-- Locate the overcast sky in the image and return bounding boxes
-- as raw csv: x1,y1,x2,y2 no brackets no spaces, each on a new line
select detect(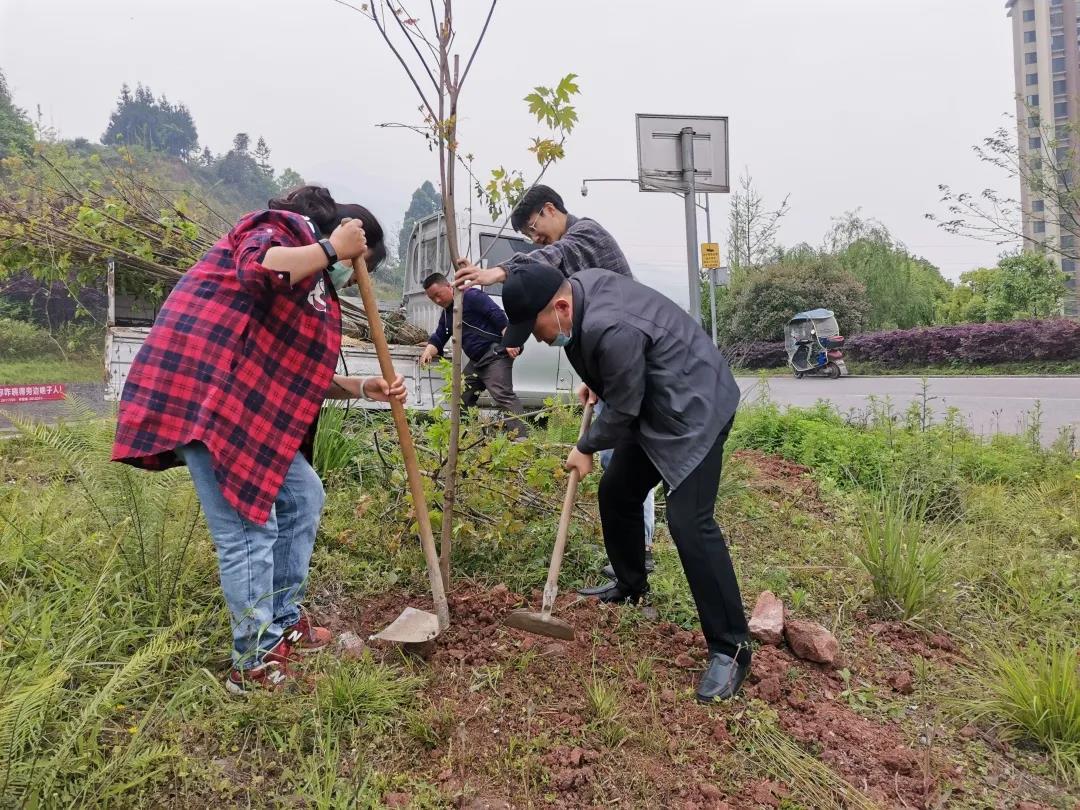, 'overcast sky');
1,0,1018,300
